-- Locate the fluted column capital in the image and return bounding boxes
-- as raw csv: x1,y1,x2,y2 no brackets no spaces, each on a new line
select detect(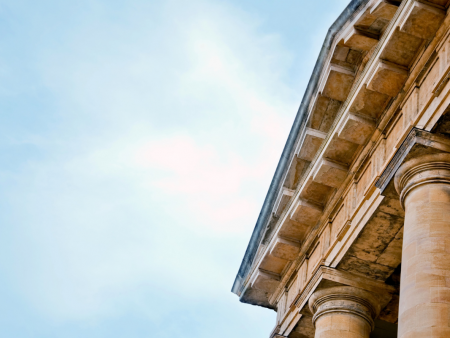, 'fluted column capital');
394,153,450,208
308,286,381,331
